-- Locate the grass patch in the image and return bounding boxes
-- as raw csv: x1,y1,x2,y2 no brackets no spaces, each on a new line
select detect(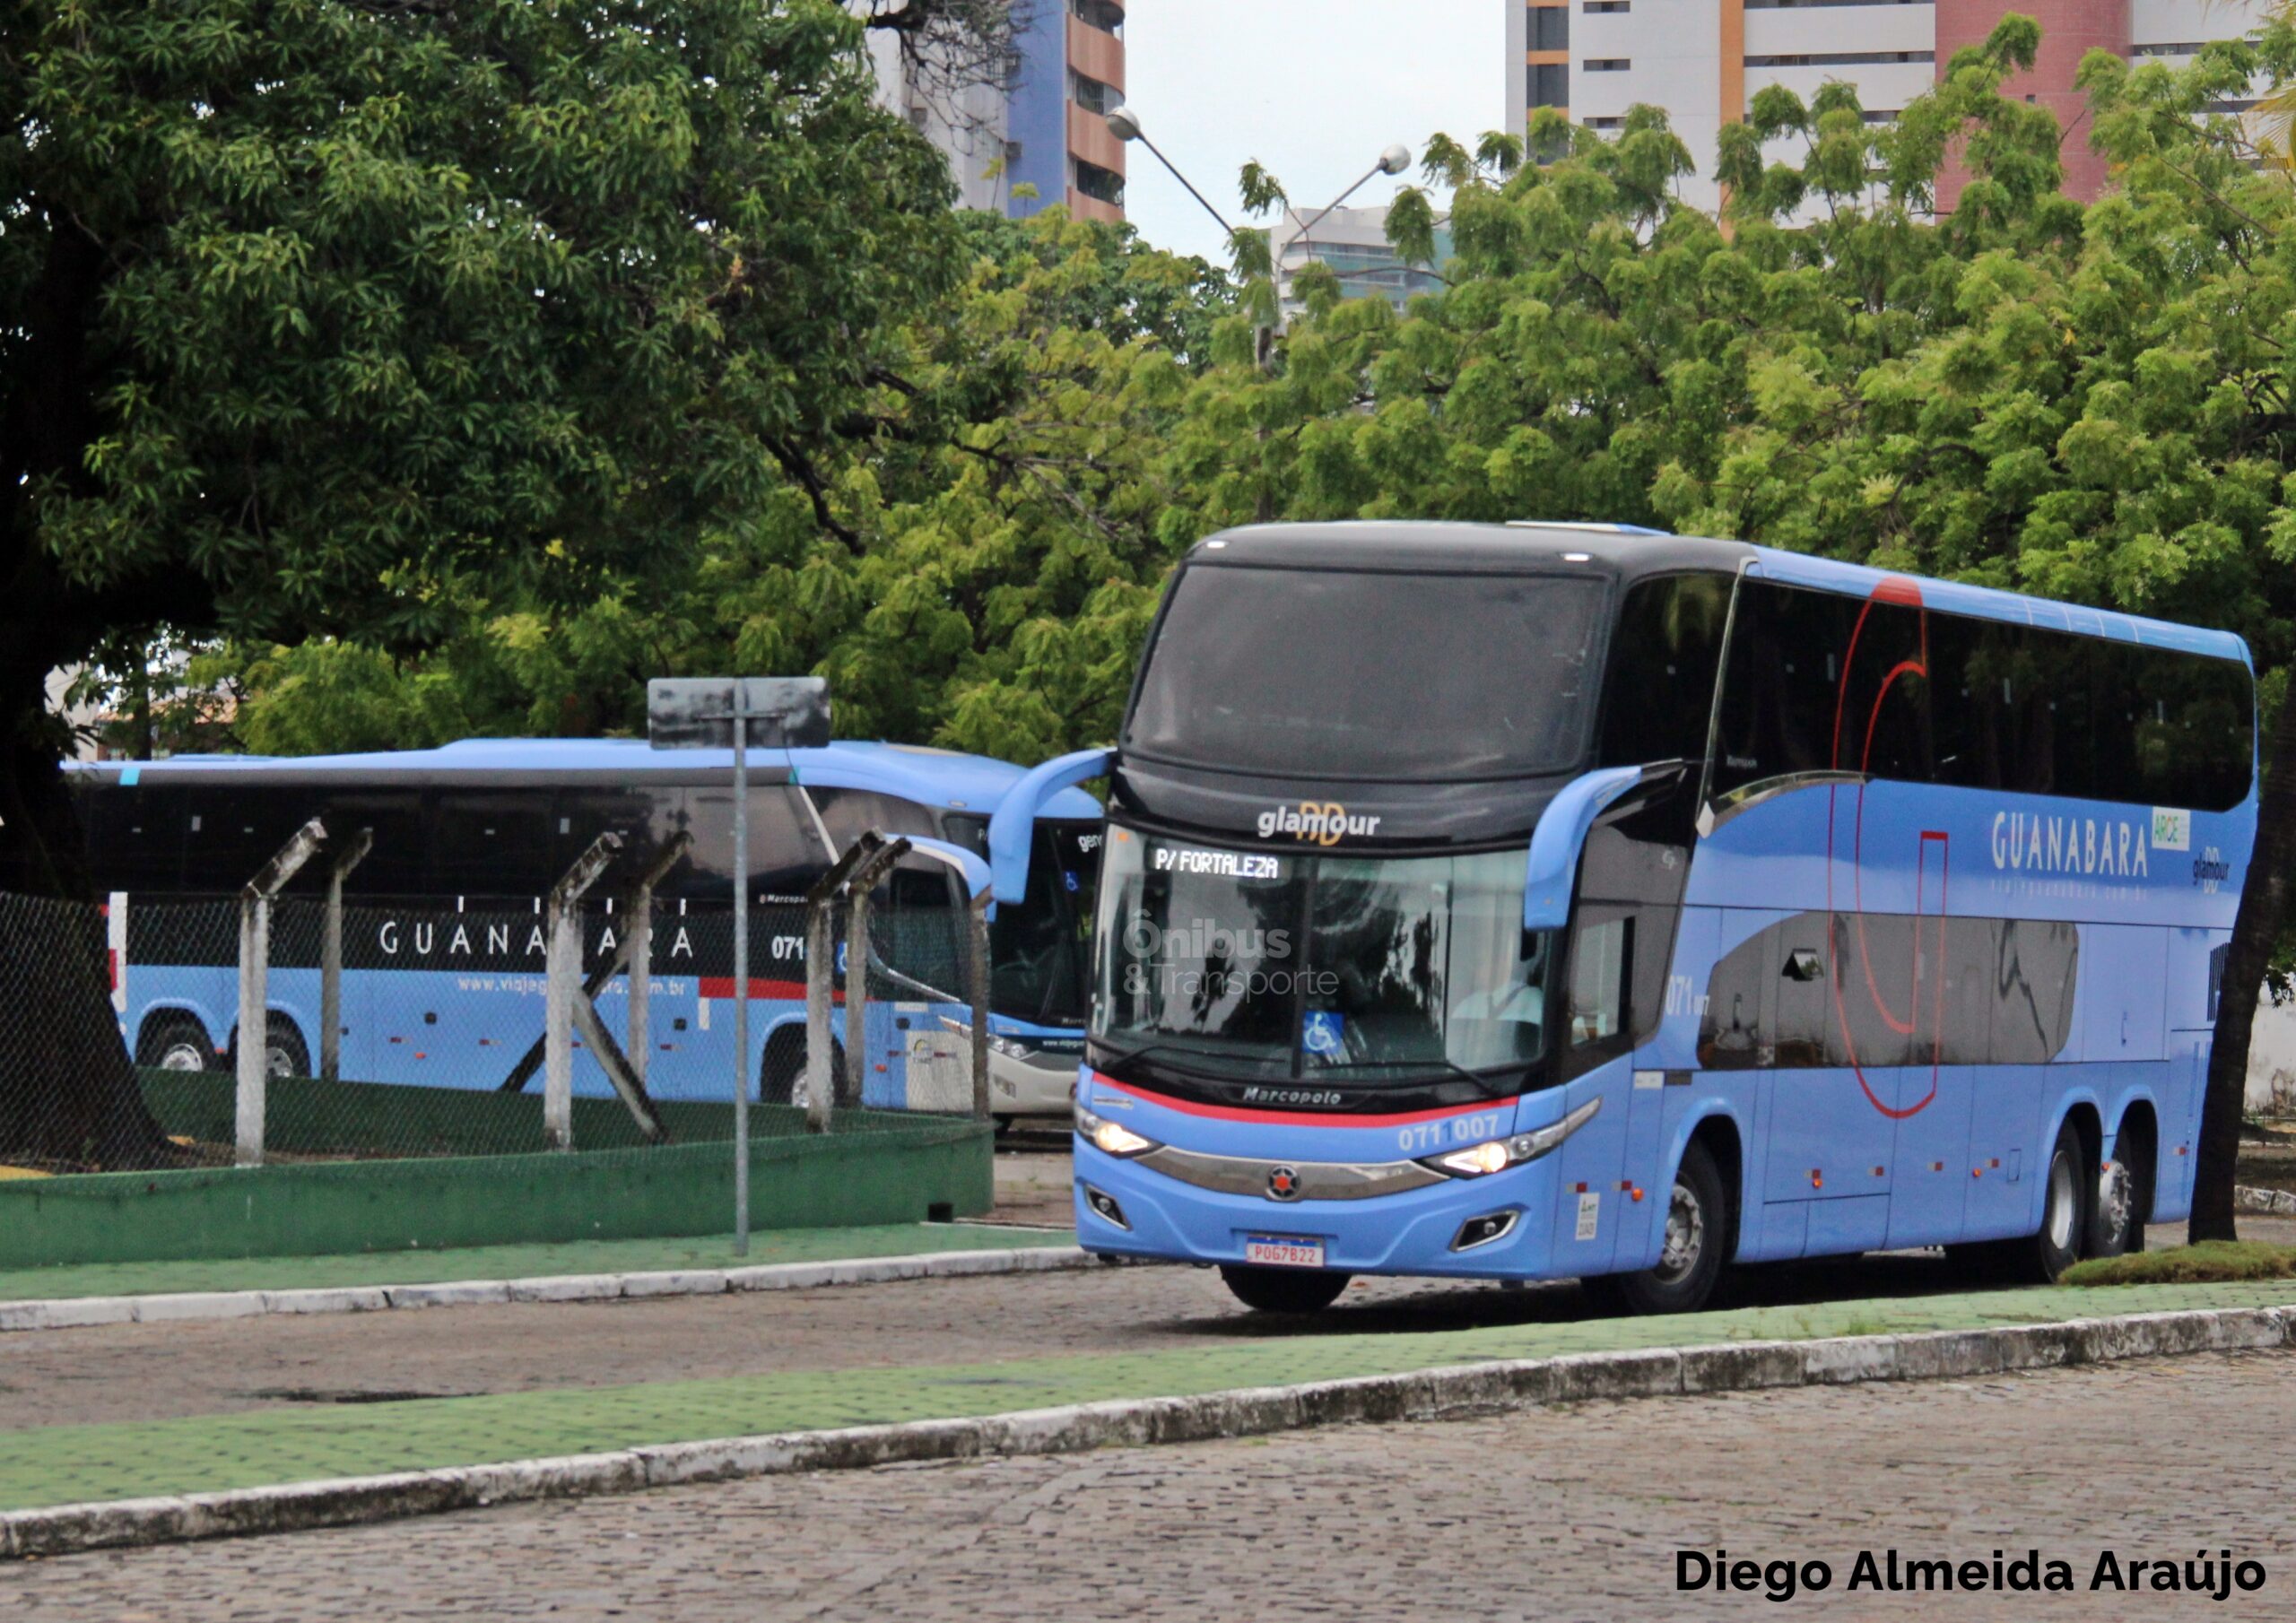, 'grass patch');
2064,1240,2296,1287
